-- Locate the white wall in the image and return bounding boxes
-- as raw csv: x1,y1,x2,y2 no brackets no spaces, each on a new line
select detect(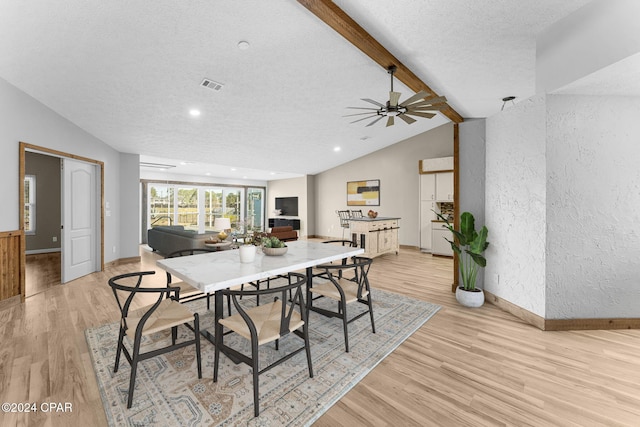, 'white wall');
545,94,640,318
267,176,309,237
485,95,548,317
459,119,487,289
315,123,453,246
119,153,140,258
0,77,135,263
537,0,640,93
